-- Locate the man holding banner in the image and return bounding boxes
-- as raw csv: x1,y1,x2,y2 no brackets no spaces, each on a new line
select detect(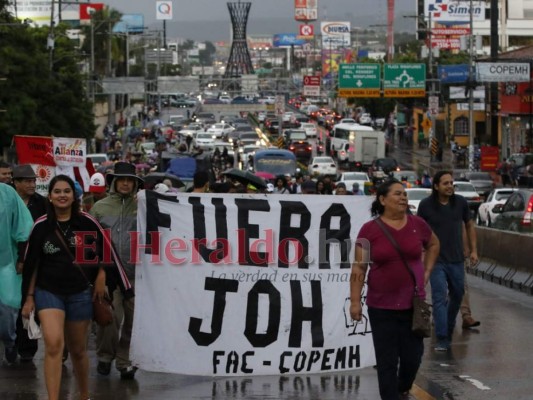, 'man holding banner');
90,162,141,380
